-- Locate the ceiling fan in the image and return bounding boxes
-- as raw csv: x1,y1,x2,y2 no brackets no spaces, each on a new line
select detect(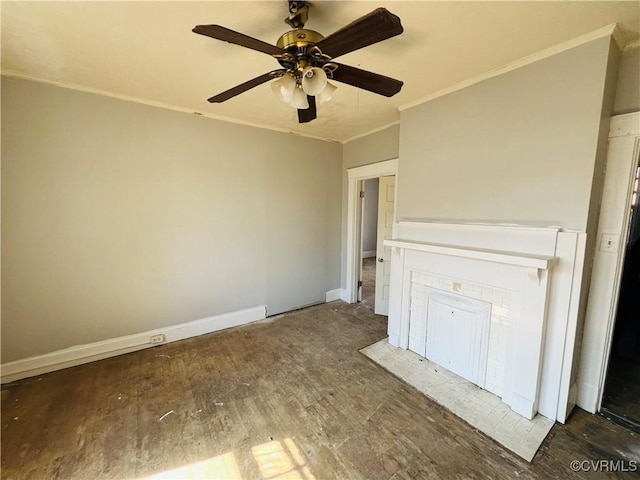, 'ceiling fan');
193,1,404,123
